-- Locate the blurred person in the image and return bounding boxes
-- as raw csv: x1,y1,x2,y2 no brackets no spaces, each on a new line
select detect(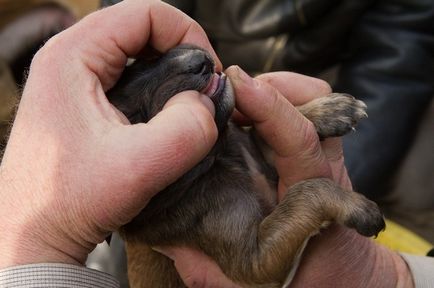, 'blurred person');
163,0,434,202
0,0,99,147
